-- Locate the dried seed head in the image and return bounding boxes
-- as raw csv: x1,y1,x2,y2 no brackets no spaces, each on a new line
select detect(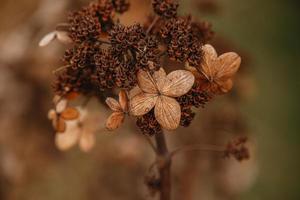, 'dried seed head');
152,0,179,19
160,17,204,66
136,109,162,135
